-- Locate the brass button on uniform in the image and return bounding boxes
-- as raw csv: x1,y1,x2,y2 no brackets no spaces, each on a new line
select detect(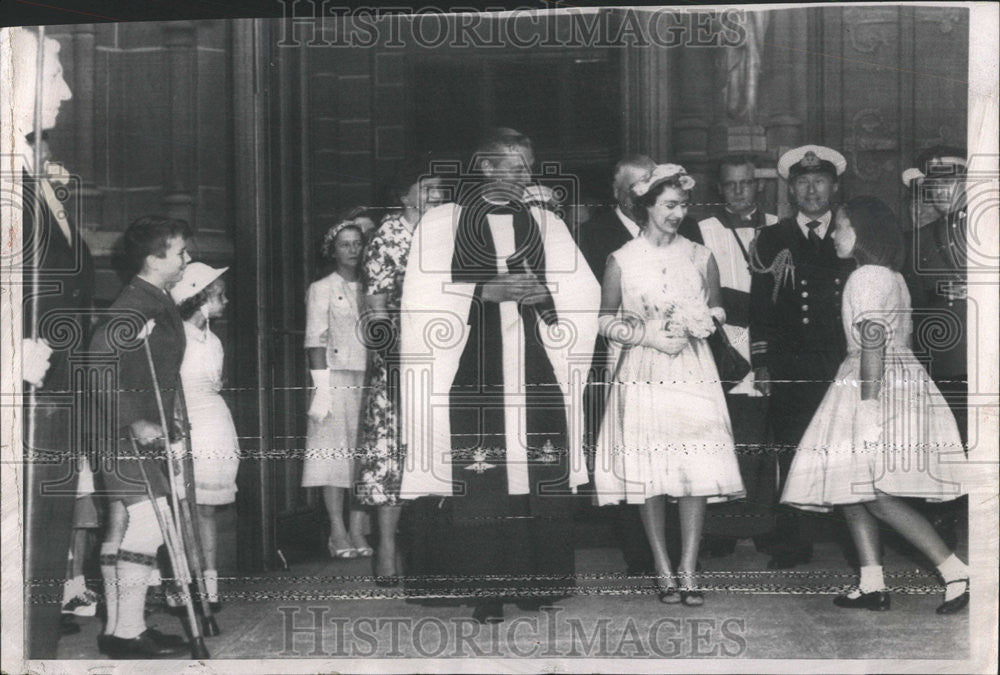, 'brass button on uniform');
801,291,809,298
801,279,808,286
801,305,809,312
802,317,810,325
834,278,841,285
